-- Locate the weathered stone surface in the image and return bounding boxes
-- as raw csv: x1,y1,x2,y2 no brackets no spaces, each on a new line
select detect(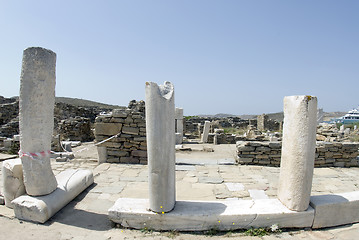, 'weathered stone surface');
109,198,314,231
131,150,147,158
112,109,128,118
310,191,359,229
97,146,107,164
201,121,211,143
19,47,58,196
237,140,359,167
122,126,139,135
94,101,147,164
2,158,25,208
12,169,94,223
278,96,317,211
95,123,122,136
145,81,175,213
